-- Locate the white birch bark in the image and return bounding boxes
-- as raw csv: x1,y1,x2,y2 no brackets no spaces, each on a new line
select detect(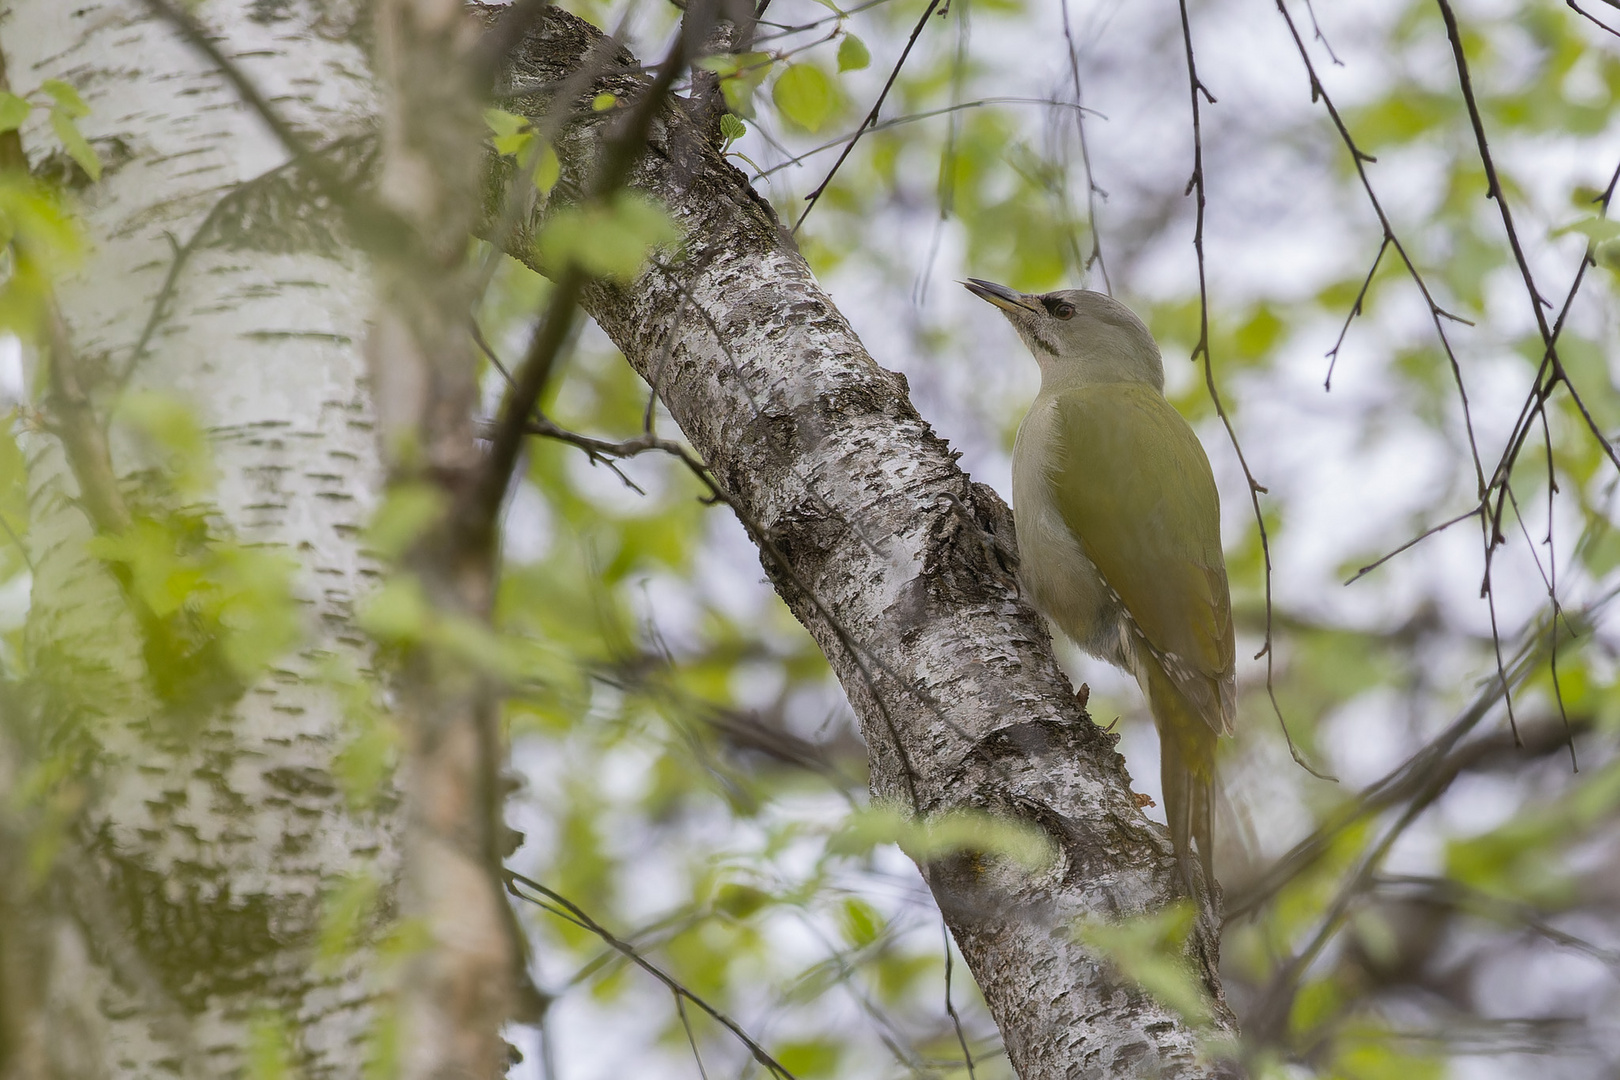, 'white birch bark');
488,8,1240,1077
4,2,393,1074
